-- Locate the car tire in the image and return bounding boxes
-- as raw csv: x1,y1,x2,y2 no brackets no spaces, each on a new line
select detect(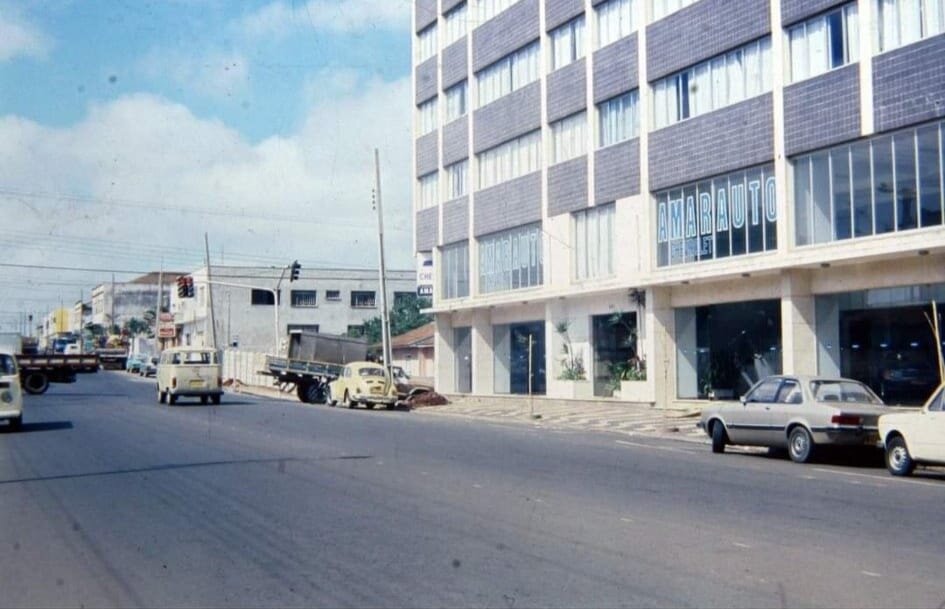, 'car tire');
201,396,209,405
168,394,177,406
305,383,326,405
158,386,166,404
788,426,816,464
711,421,727,454
8,415,22,431
885,435,915,477
344,391,355,409
23,372,50,395
365,403,375,410
211,395,221,405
